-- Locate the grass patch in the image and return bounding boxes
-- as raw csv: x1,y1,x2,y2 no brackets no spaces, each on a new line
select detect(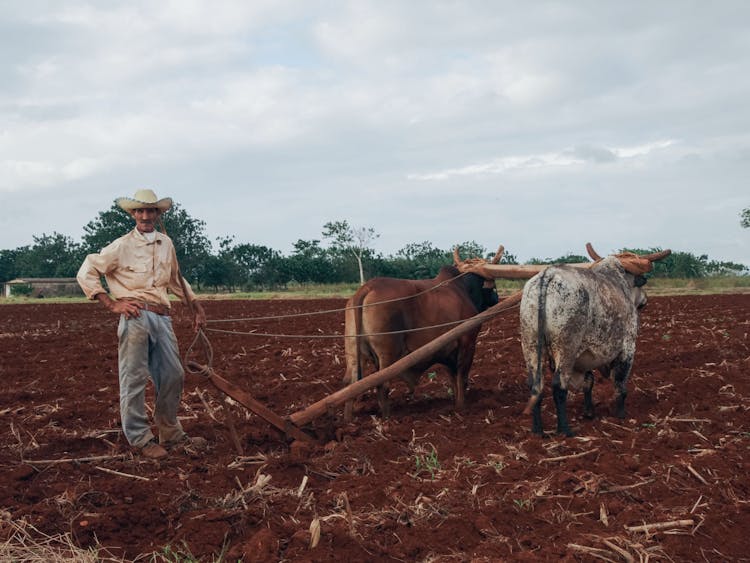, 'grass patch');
413,446,441,480
1,277,748,305
645,276,750,295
